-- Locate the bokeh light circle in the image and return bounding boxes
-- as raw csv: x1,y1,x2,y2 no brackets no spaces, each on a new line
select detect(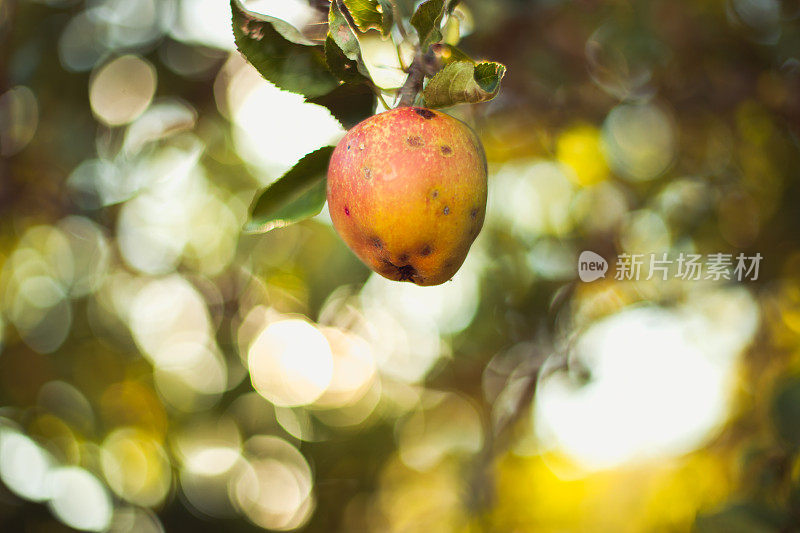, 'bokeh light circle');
248,319,334,407
90,55,157,126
